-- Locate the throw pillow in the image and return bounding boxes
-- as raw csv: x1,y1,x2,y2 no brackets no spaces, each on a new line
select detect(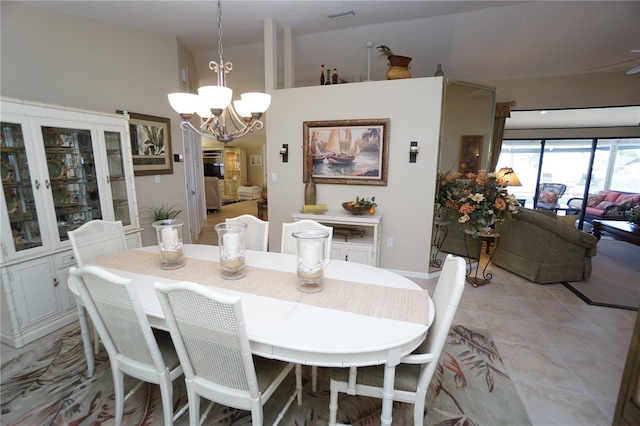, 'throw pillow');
618,197,634,209
596,200,614,209
539,191,558,204
586,194,605,207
